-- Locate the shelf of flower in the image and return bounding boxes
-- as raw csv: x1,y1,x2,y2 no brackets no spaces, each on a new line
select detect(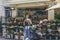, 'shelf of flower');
4,17,24,40
3,16,60,40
